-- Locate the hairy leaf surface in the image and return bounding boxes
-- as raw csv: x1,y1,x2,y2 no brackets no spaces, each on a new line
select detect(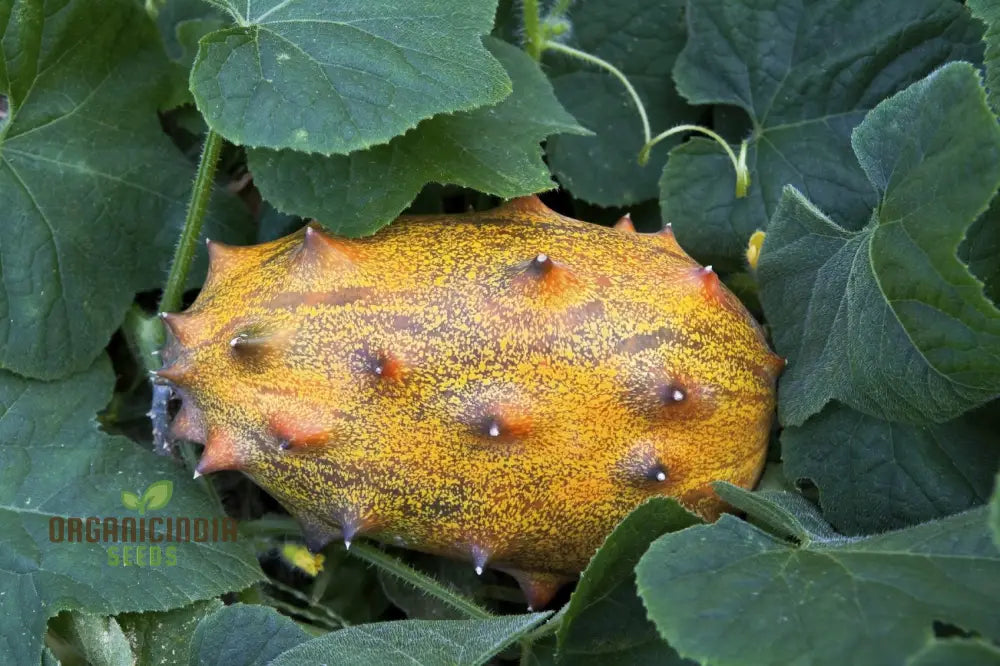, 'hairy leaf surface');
757,63,1000,425
249,39,585,235
783,403,1000,535
636,501,1000,666
271,613,550,665
189,603,311,665
191,0,511,154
